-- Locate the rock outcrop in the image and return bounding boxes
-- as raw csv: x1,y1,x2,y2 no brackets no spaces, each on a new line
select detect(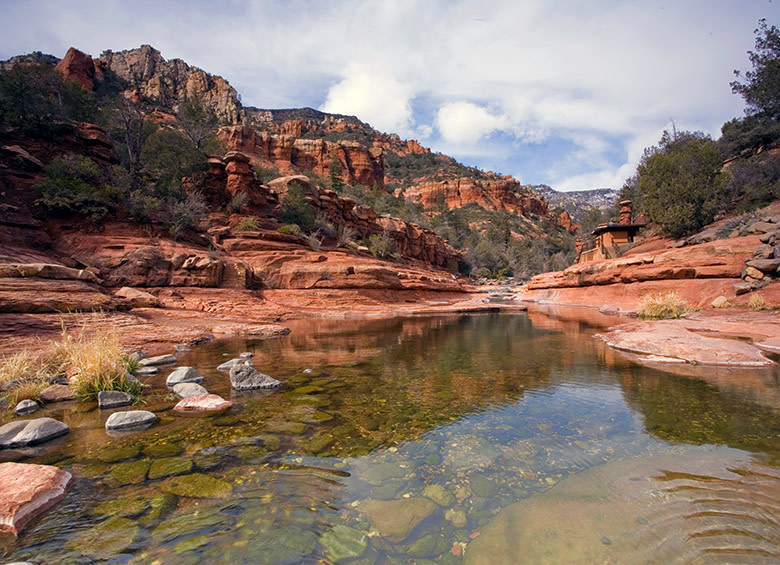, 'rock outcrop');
520,236,762,309
98,45,242,122
54,47,101,90
218,125,385,188
402,176,549,216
